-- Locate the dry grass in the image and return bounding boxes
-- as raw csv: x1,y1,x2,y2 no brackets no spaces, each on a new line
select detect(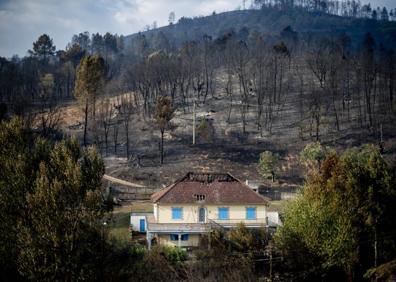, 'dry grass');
108,211,131,242
113,201,153,214
267,200,290,212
